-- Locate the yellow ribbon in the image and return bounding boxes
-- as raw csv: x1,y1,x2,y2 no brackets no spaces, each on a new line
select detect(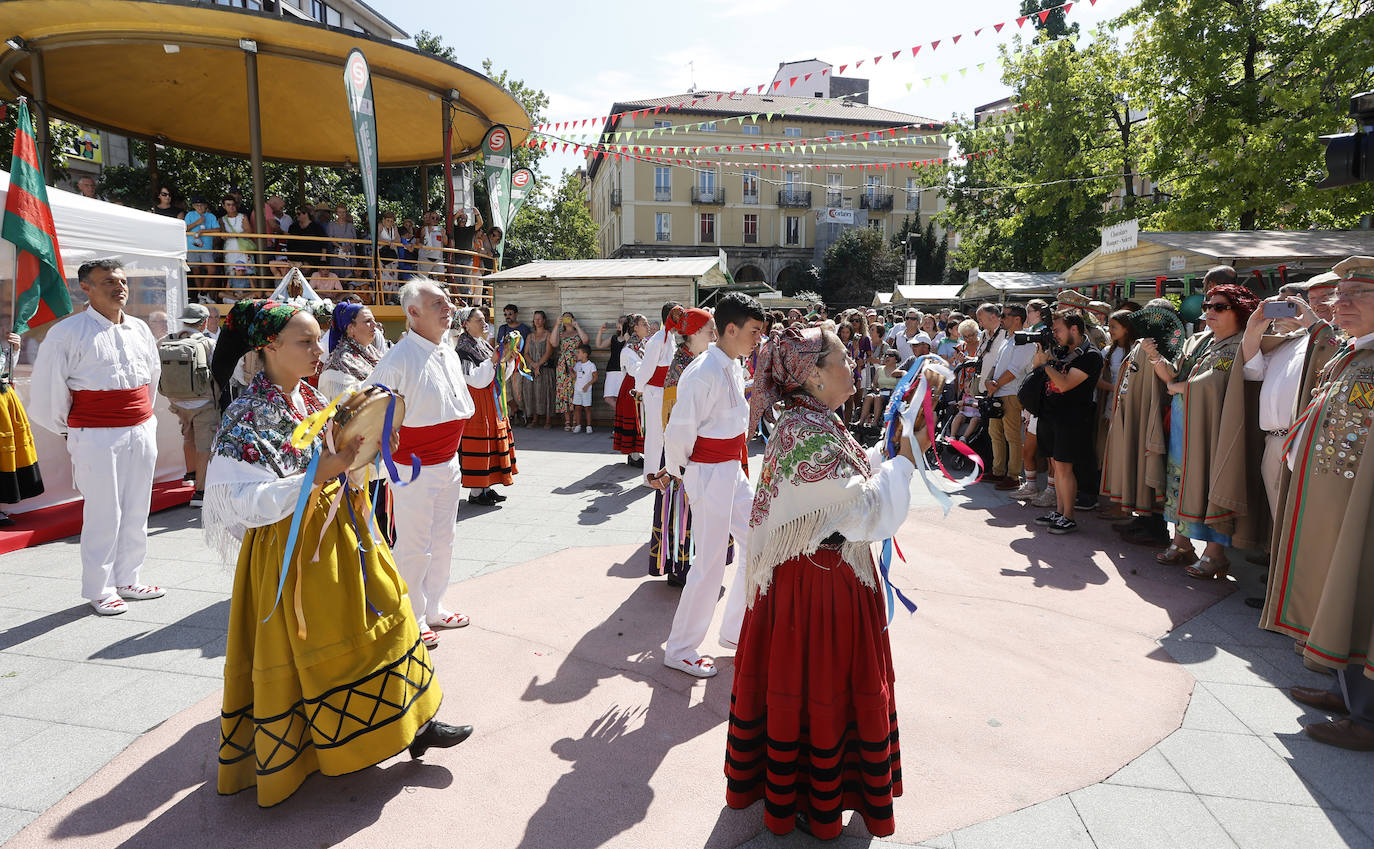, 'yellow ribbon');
290,389,354,451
